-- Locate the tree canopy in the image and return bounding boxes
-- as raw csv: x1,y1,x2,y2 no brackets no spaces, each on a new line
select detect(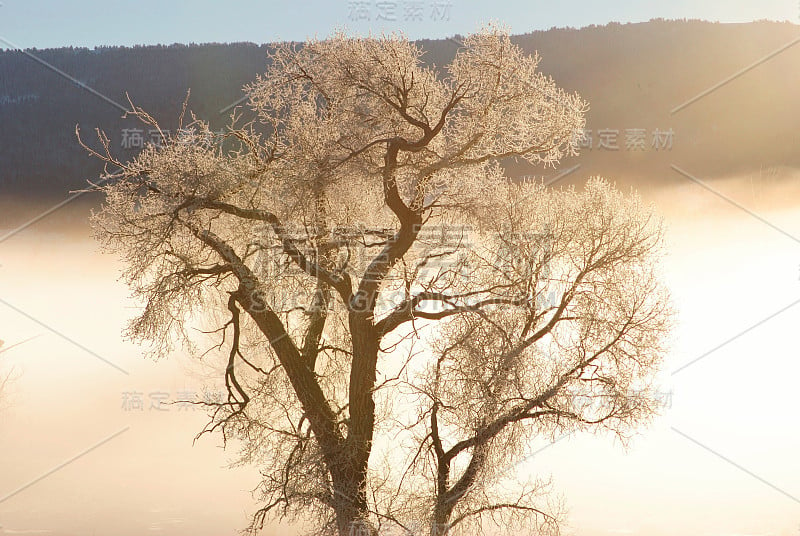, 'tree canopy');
82,25,672,536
